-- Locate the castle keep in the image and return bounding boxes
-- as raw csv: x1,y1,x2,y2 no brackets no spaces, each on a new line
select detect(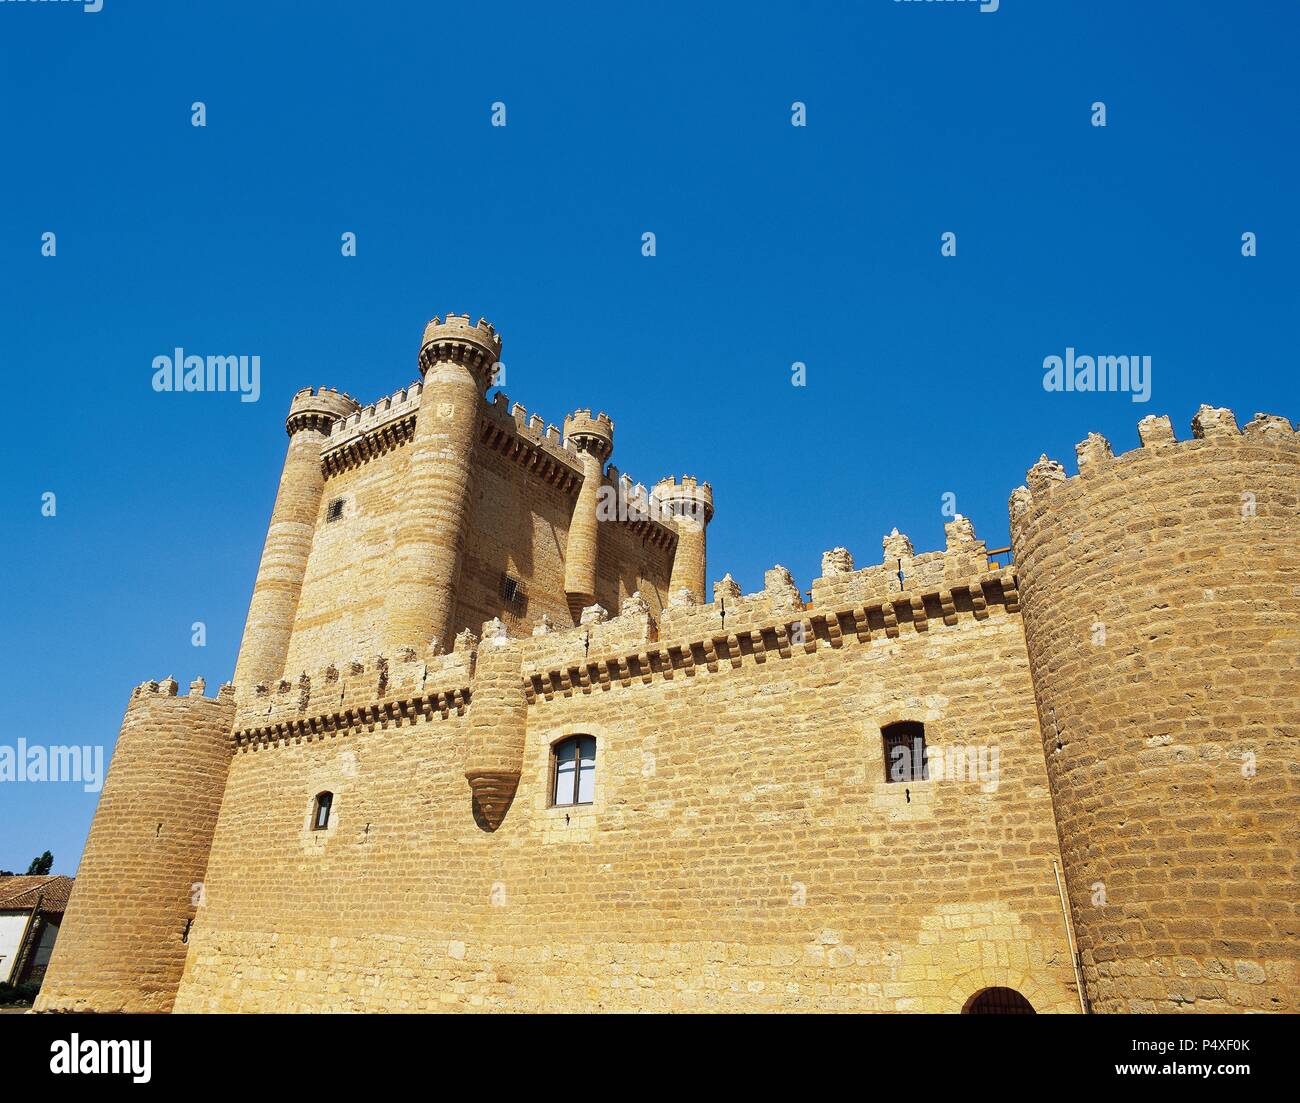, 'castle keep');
37,315,1299,1013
